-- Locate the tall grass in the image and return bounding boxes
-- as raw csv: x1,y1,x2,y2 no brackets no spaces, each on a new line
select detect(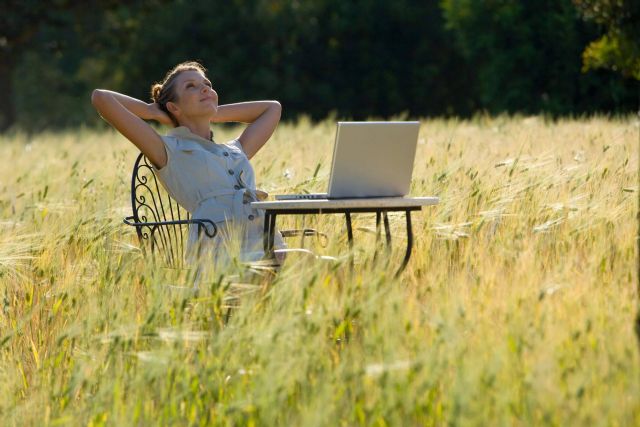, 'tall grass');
0,116,638,425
